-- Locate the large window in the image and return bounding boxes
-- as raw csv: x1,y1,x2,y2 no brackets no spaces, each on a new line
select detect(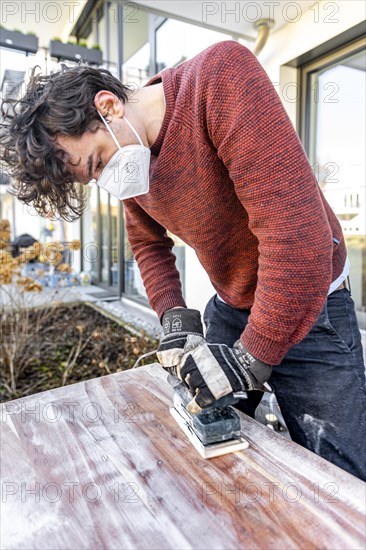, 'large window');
123,218,148,302
302,38,365,328
100,188,109,284
156,18,232,70
123,8,150,86
110,195,120,288
81,184,99,281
